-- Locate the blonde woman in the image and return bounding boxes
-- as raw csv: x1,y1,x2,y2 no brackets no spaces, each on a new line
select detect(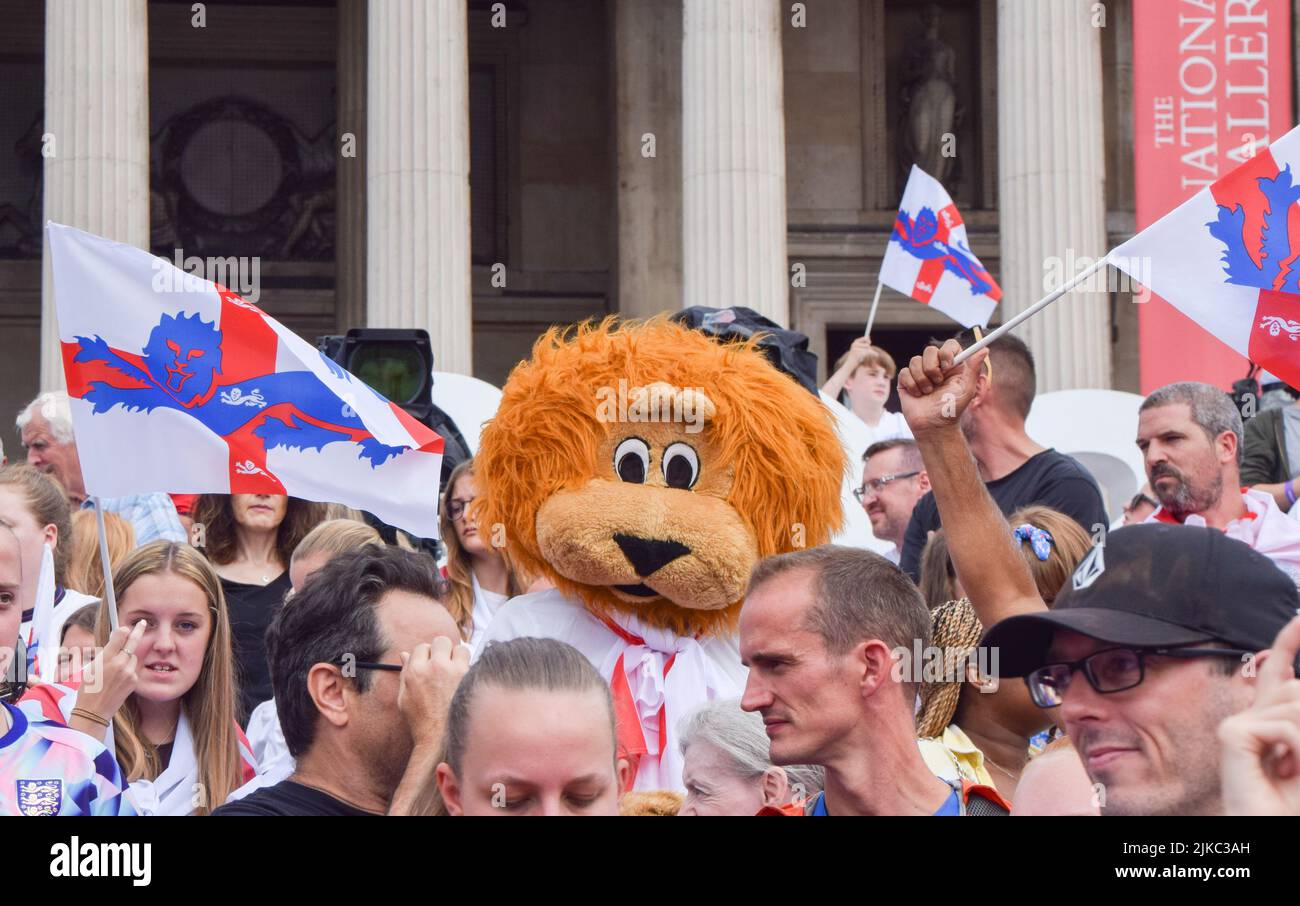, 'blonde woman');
69,541,256,815
1005,505,1094,604
439,460,524,646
